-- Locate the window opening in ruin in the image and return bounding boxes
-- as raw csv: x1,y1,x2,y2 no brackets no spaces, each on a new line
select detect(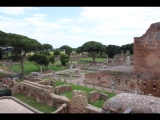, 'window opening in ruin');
153,83,157,89
144,83,146,87
119,79,120,82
